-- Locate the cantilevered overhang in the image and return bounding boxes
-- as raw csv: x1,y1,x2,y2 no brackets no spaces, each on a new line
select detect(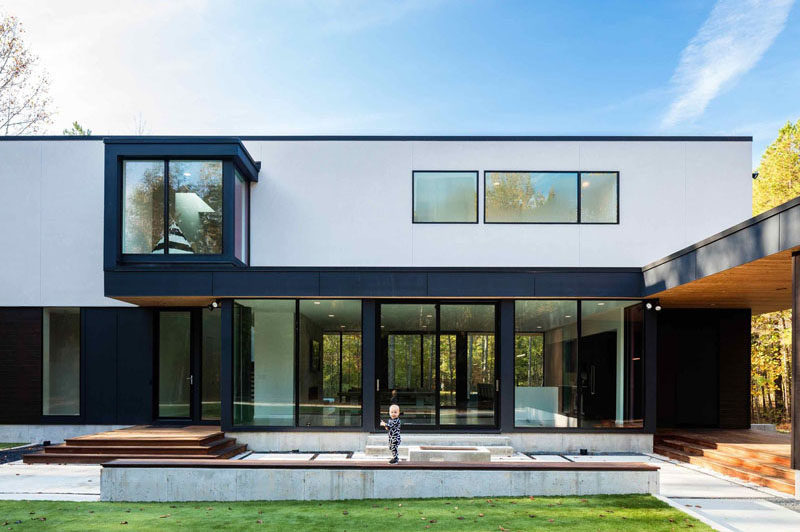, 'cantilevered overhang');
643,196,800,314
